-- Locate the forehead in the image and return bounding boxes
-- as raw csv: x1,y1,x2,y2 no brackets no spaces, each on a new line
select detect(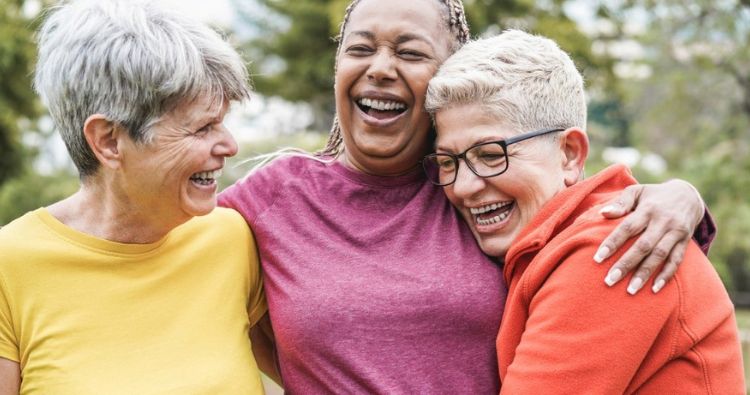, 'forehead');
435,104,516,147
163,94,228,127
346,0,452,46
